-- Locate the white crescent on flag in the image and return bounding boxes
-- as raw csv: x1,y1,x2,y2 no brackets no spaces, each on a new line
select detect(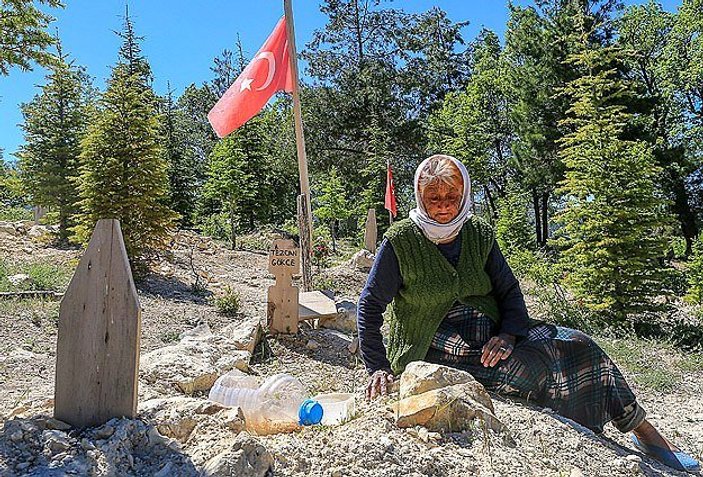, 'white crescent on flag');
240,51,276,92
